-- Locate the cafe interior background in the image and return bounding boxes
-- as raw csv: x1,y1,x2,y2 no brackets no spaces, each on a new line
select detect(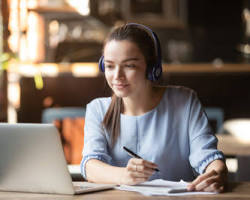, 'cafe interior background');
0,0,250,181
